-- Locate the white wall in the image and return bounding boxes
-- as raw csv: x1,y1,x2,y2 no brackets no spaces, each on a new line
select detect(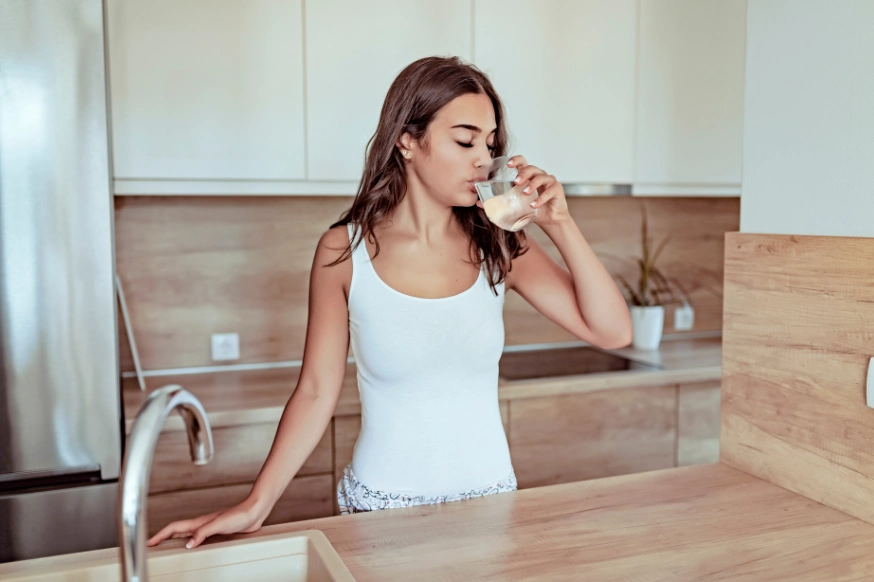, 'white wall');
740,0,874,237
